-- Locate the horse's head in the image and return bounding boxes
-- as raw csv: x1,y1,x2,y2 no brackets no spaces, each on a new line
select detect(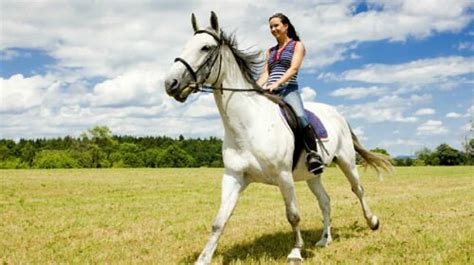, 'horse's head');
164,11,223,103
